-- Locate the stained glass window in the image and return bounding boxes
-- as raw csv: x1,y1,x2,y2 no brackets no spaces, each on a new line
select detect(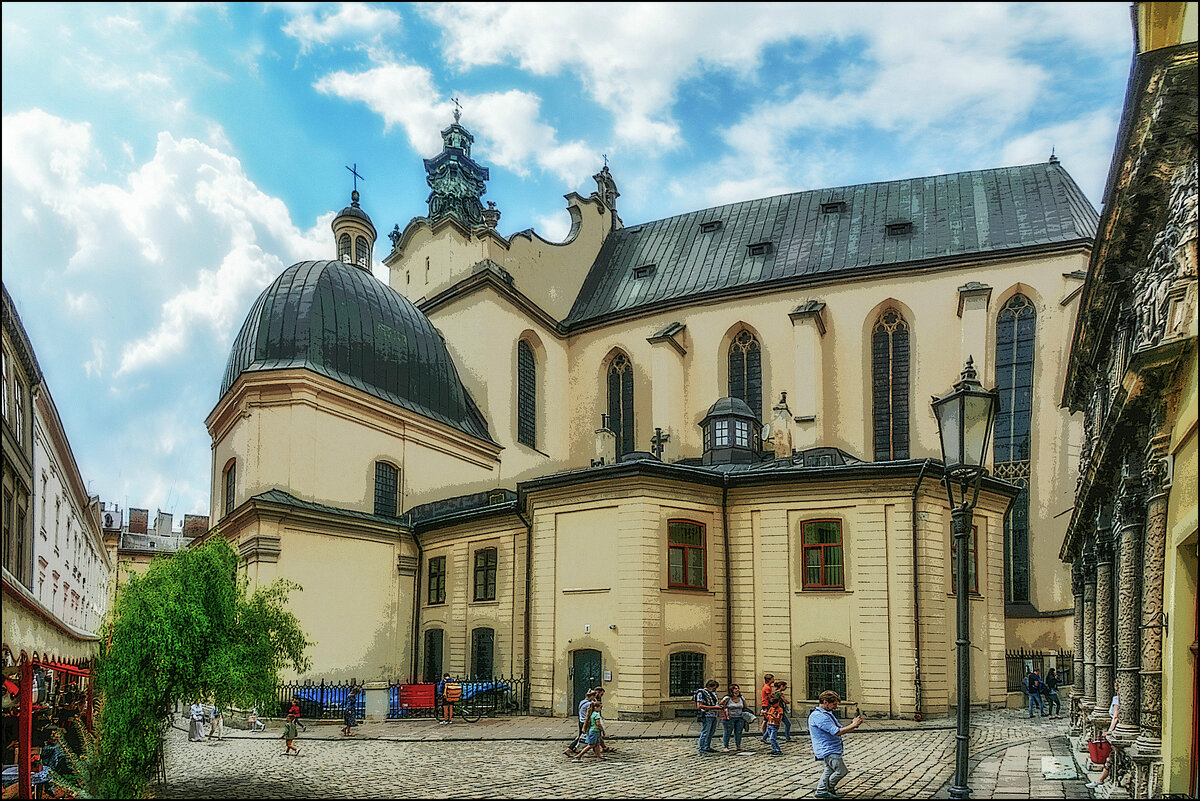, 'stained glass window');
728,330,762,421
607,353,634,457
995,294,1035,604
871,309,910,460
